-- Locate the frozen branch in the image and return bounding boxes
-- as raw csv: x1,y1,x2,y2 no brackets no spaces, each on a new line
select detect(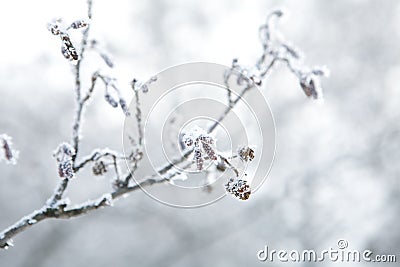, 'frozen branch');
0,6,329,249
